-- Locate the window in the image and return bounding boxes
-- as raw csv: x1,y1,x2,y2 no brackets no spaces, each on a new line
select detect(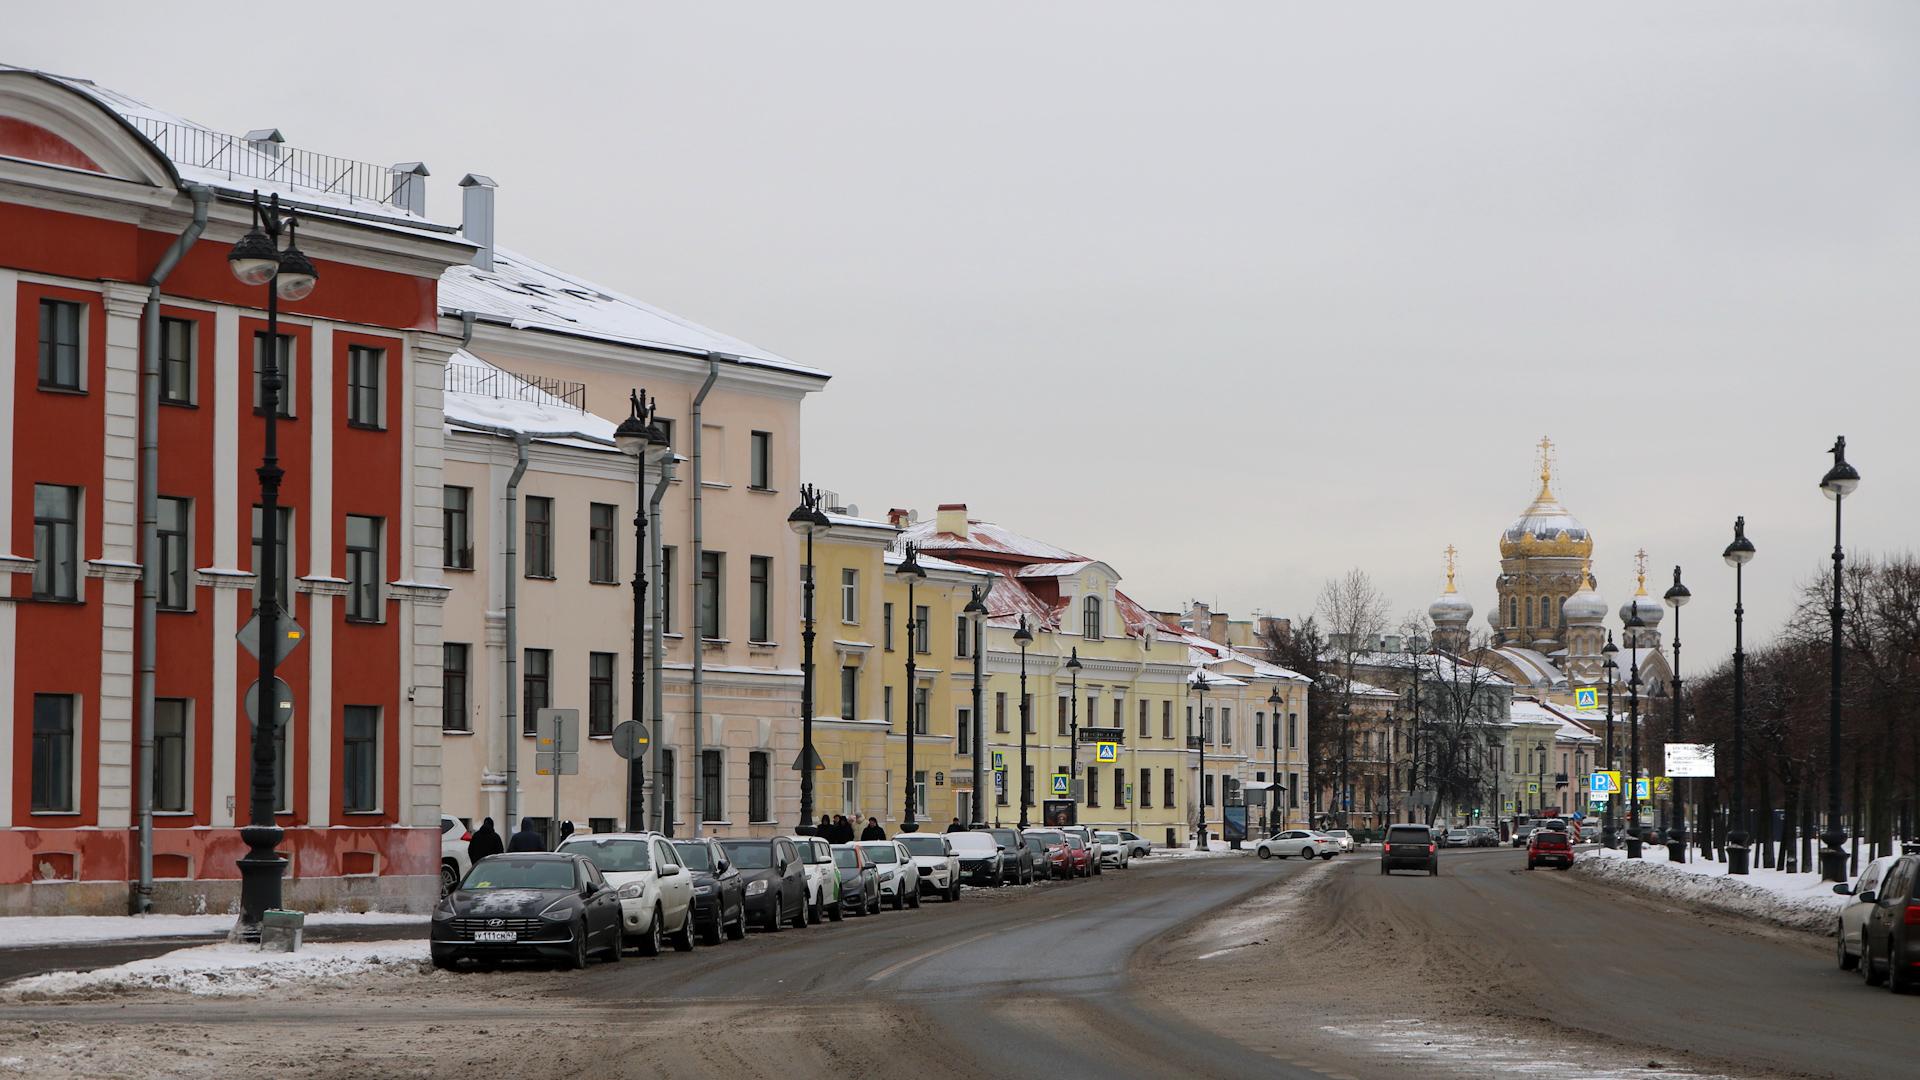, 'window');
842,762,860,817
155,699,189,812
749,431,772,490
1163,768,1175,809
32,695,78,812
38,299,83,390
443,644,470,733
840,665,859,720
1088,768,1101,807
997,767,1009,806
589,817,617,836
1113,698,1123,727
884,603,894,651
957,707,973,755
1139,699,1150,738
151,497,192,611
701,750,723,822
251,506,294,611
1114,768,1125,808
346,345,383,428
1023,766,1034,808
913,687,929,736
956,615,972,658
1163,701,1172,740
749,752,771,821
32,484,81,601
1221,707,1232,746
1139,768,1152,808
1088,696,1098,732
251,332,294,417
1288,713,1298,749
589,503,618,583
841,569,859,623
1083,595,1102,640
589,652,616,737
995,692,1008,733
661,750,677,826
523,649,551,735
1057,698,1069,737
1509,597,1518,626
1288,772,1300,807
885,686,895,728
699,552,724,638
159,316,193,404
345,515,383,621
914,605,930,654
524,497,553,579
1186,706,1194,740
1255,711,1265,748
1204,774,1215,807
660,547,675,633
750,556,772,642
343,706,379,813
443,486,472,569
